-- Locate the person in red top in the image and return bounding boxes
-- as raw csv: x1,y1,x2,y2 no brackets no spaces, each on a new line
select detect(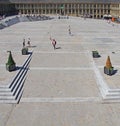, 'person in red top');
50,37,57,50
